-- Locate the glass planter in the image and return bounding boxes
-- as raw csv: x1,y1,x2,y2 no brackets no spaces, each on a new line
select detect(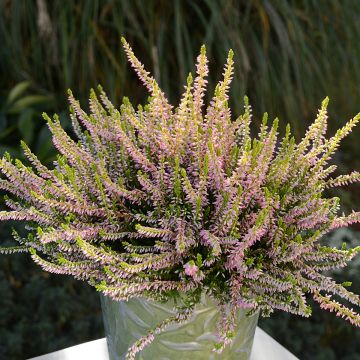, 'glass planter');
101,293,259,360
